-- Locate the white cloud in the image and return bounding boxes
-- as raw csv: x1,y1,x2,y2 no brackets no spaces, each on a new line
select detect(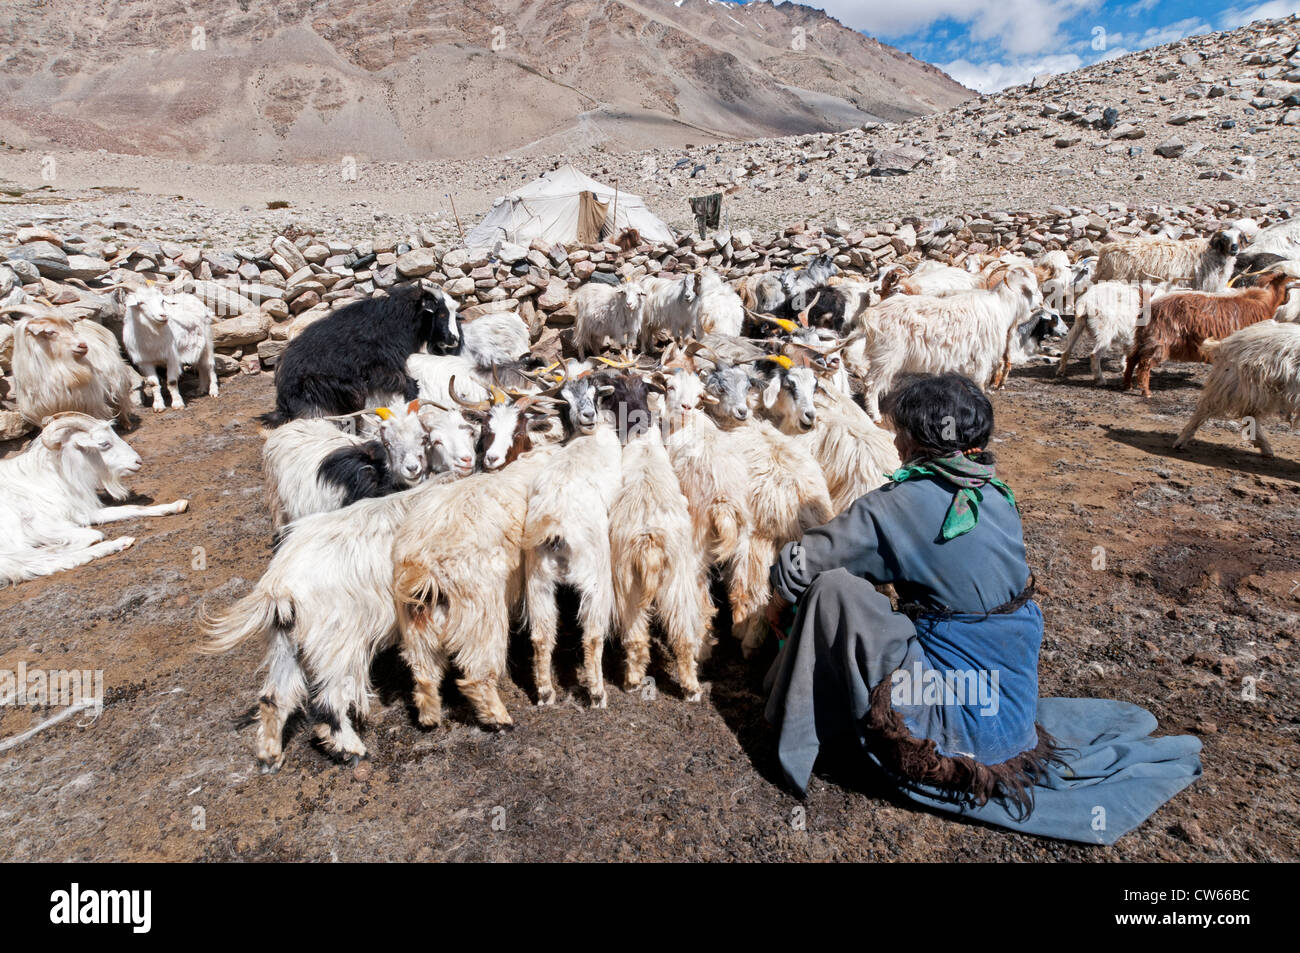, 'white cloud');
1220,1,1300,29
803,0,1105,56
1125,0,1160,16
941,53,1084,92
